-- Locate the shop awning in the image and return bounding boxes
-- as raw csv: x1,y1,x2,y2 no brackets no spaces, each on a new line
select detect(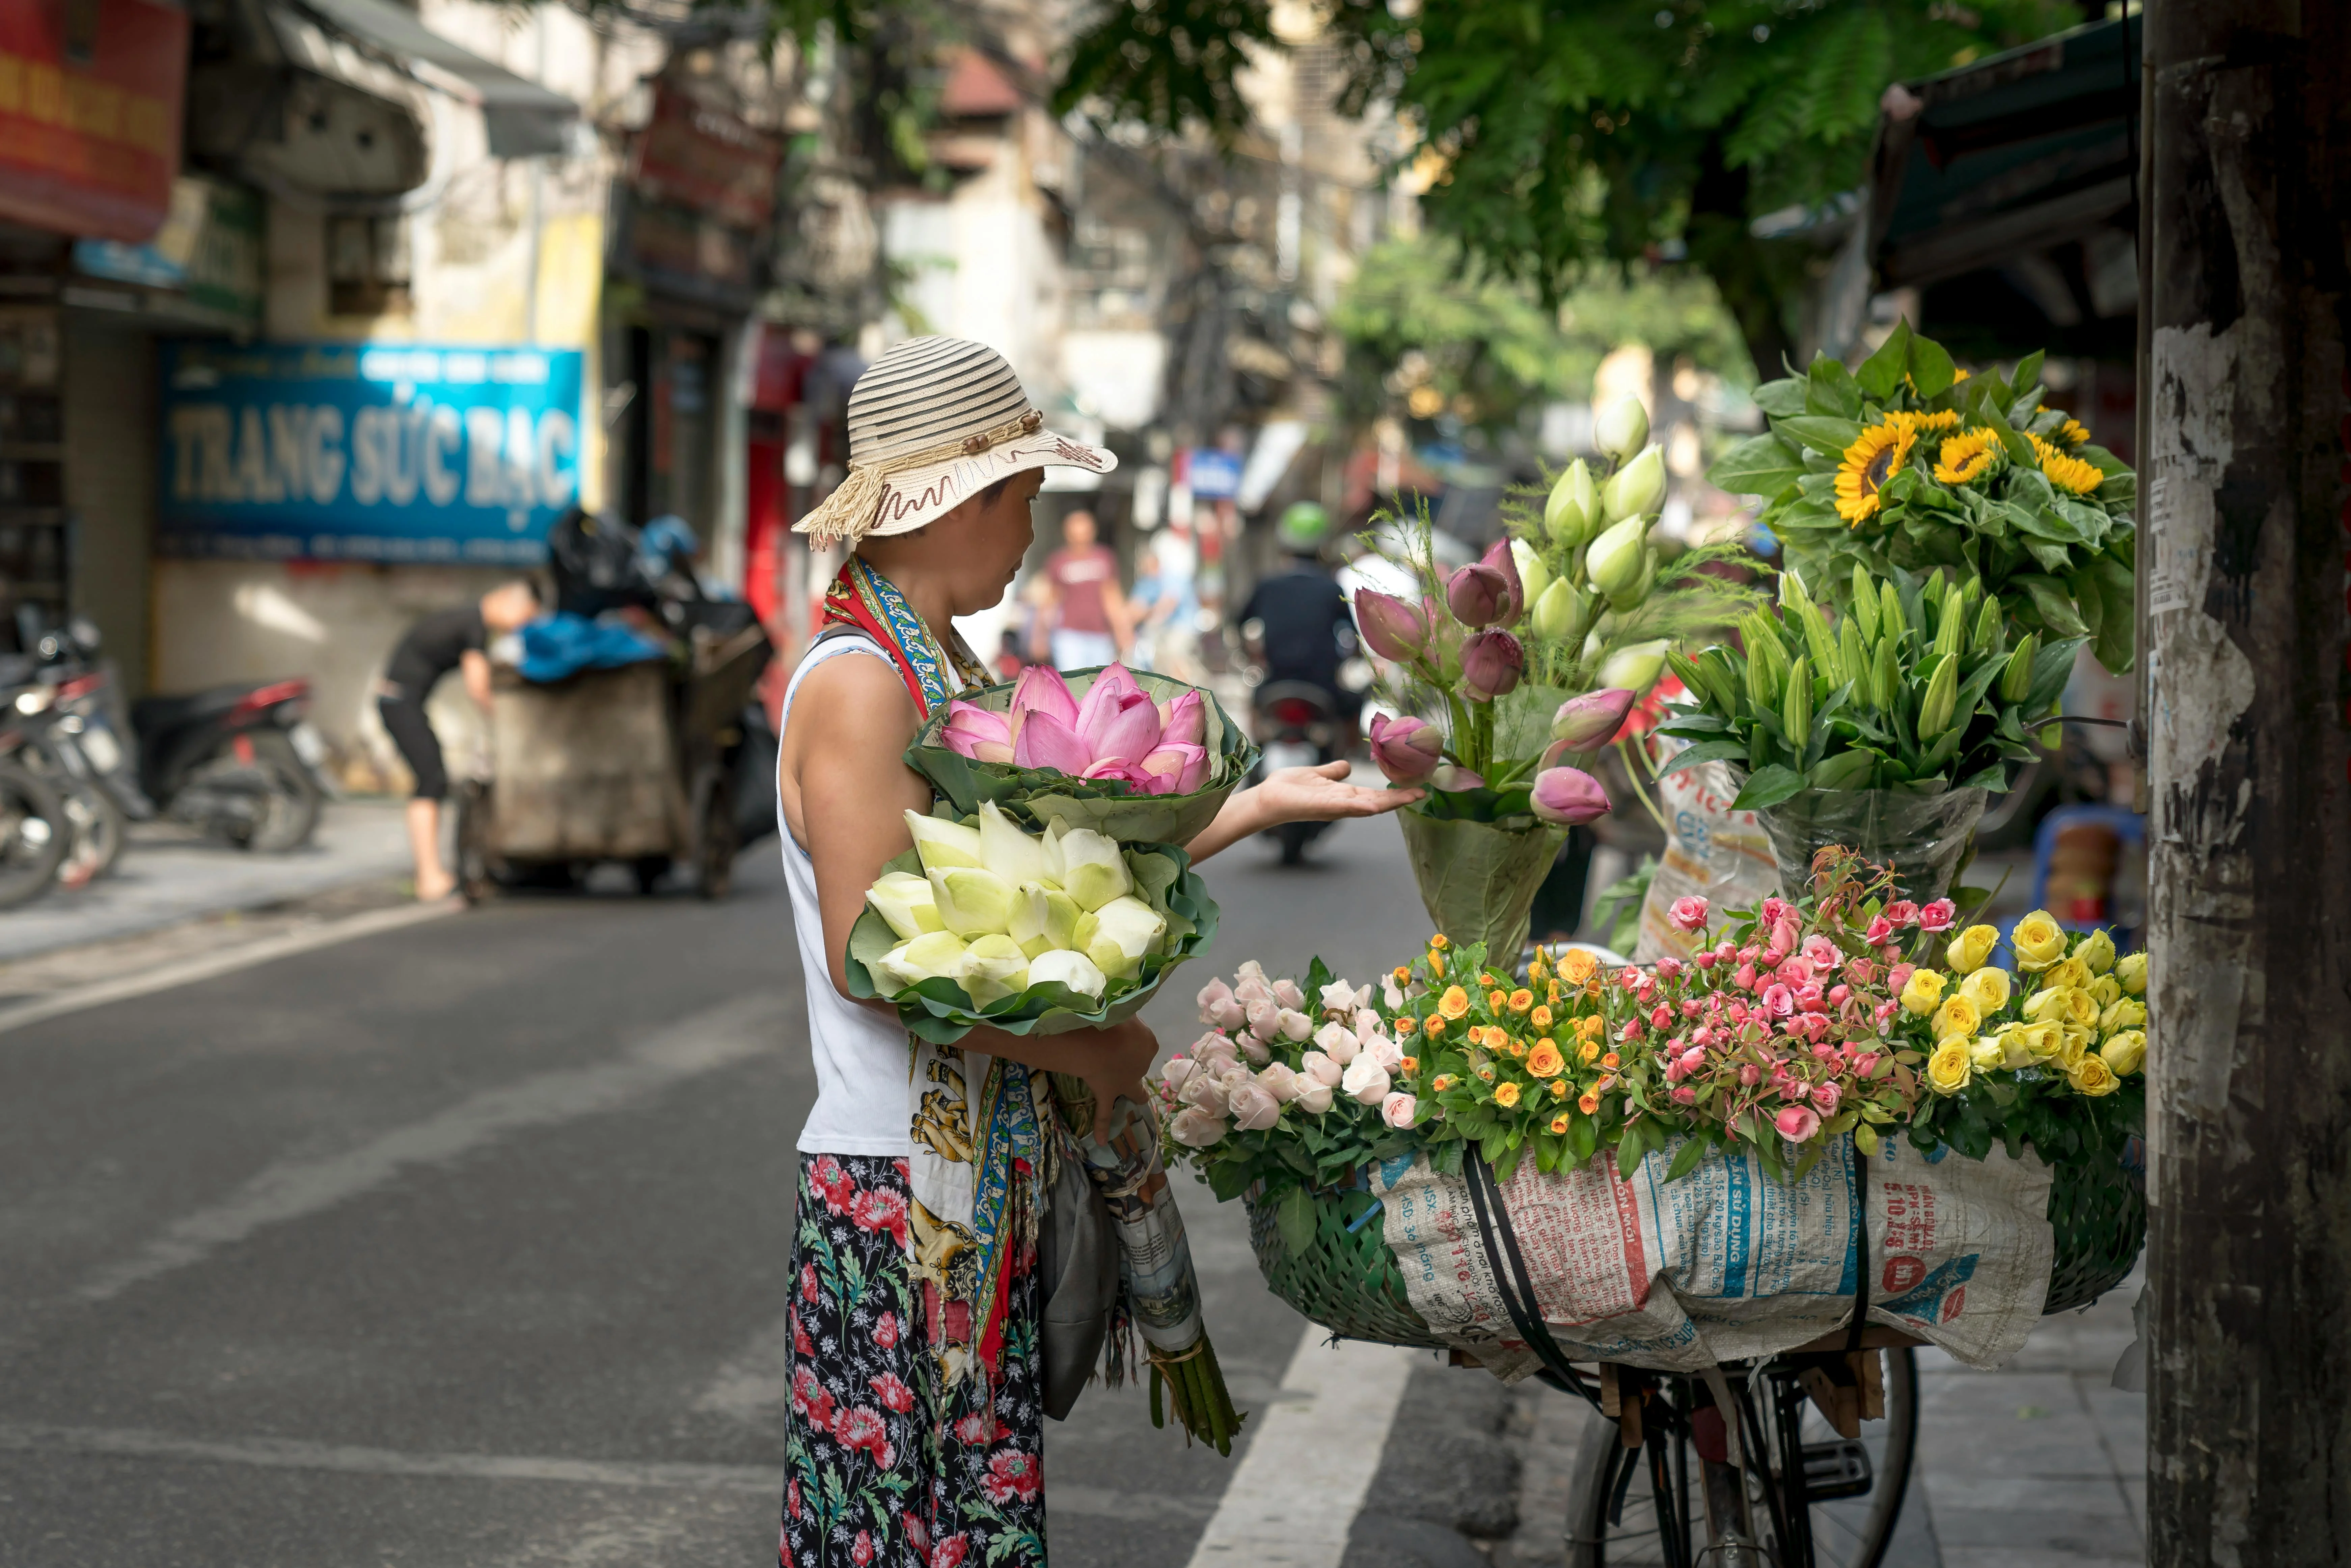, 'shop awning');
269,0,579,158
